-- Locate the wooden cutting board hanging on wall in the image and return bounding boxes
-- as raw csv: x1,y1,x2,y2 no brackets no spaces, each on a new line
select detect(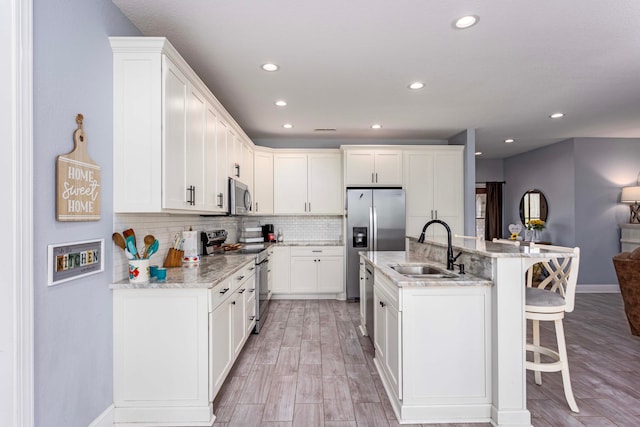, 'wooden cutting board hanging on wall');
56,114,101,221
